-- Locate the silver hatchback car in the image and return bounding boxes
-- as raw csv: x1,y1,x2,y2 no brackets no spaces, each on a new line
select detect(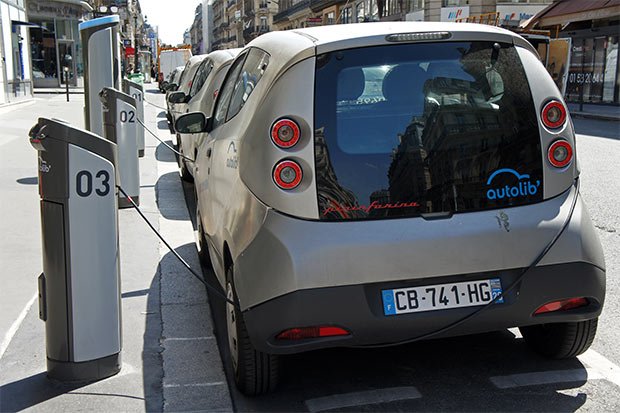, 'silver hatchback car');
176,22,606,395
